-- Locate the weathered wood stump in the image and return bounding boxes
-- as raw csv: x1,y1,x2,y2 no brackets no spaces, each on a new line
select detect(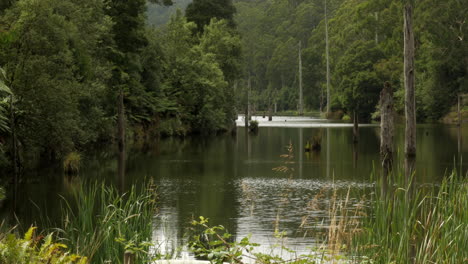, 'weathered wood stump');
380,82,394,192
